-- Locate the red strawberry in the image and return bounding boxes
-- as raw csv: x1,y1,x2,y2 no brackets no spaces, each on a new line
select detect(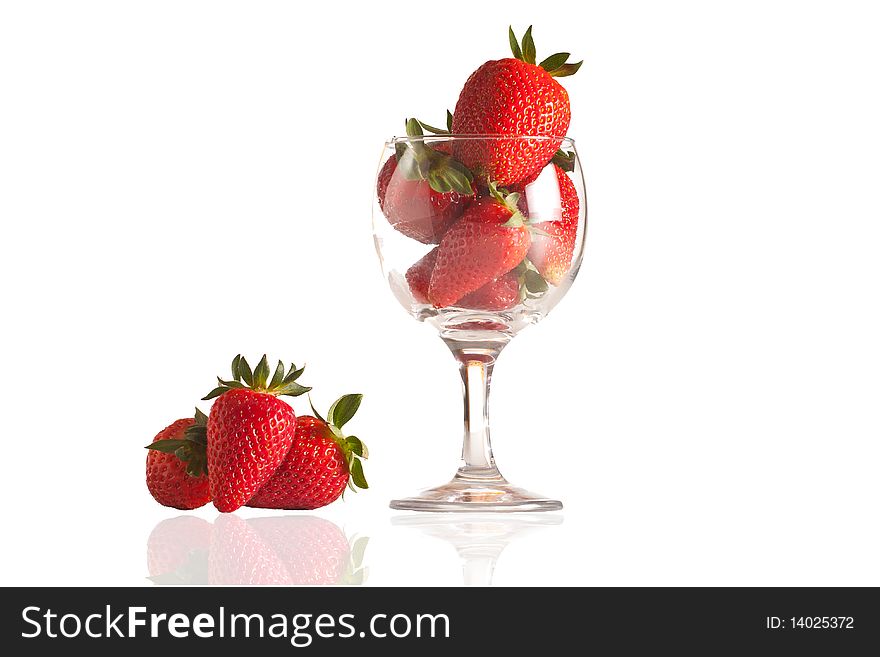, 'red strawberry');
145,410,211,510
247,394,368,510
428,190,531,308
458,272,520,311
378,119,475,244
452,26,581,186
147,516,211,584
407,247,519,310
378,157,471,244
513,164,581,285
202,355,311,513
405,247,439,303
